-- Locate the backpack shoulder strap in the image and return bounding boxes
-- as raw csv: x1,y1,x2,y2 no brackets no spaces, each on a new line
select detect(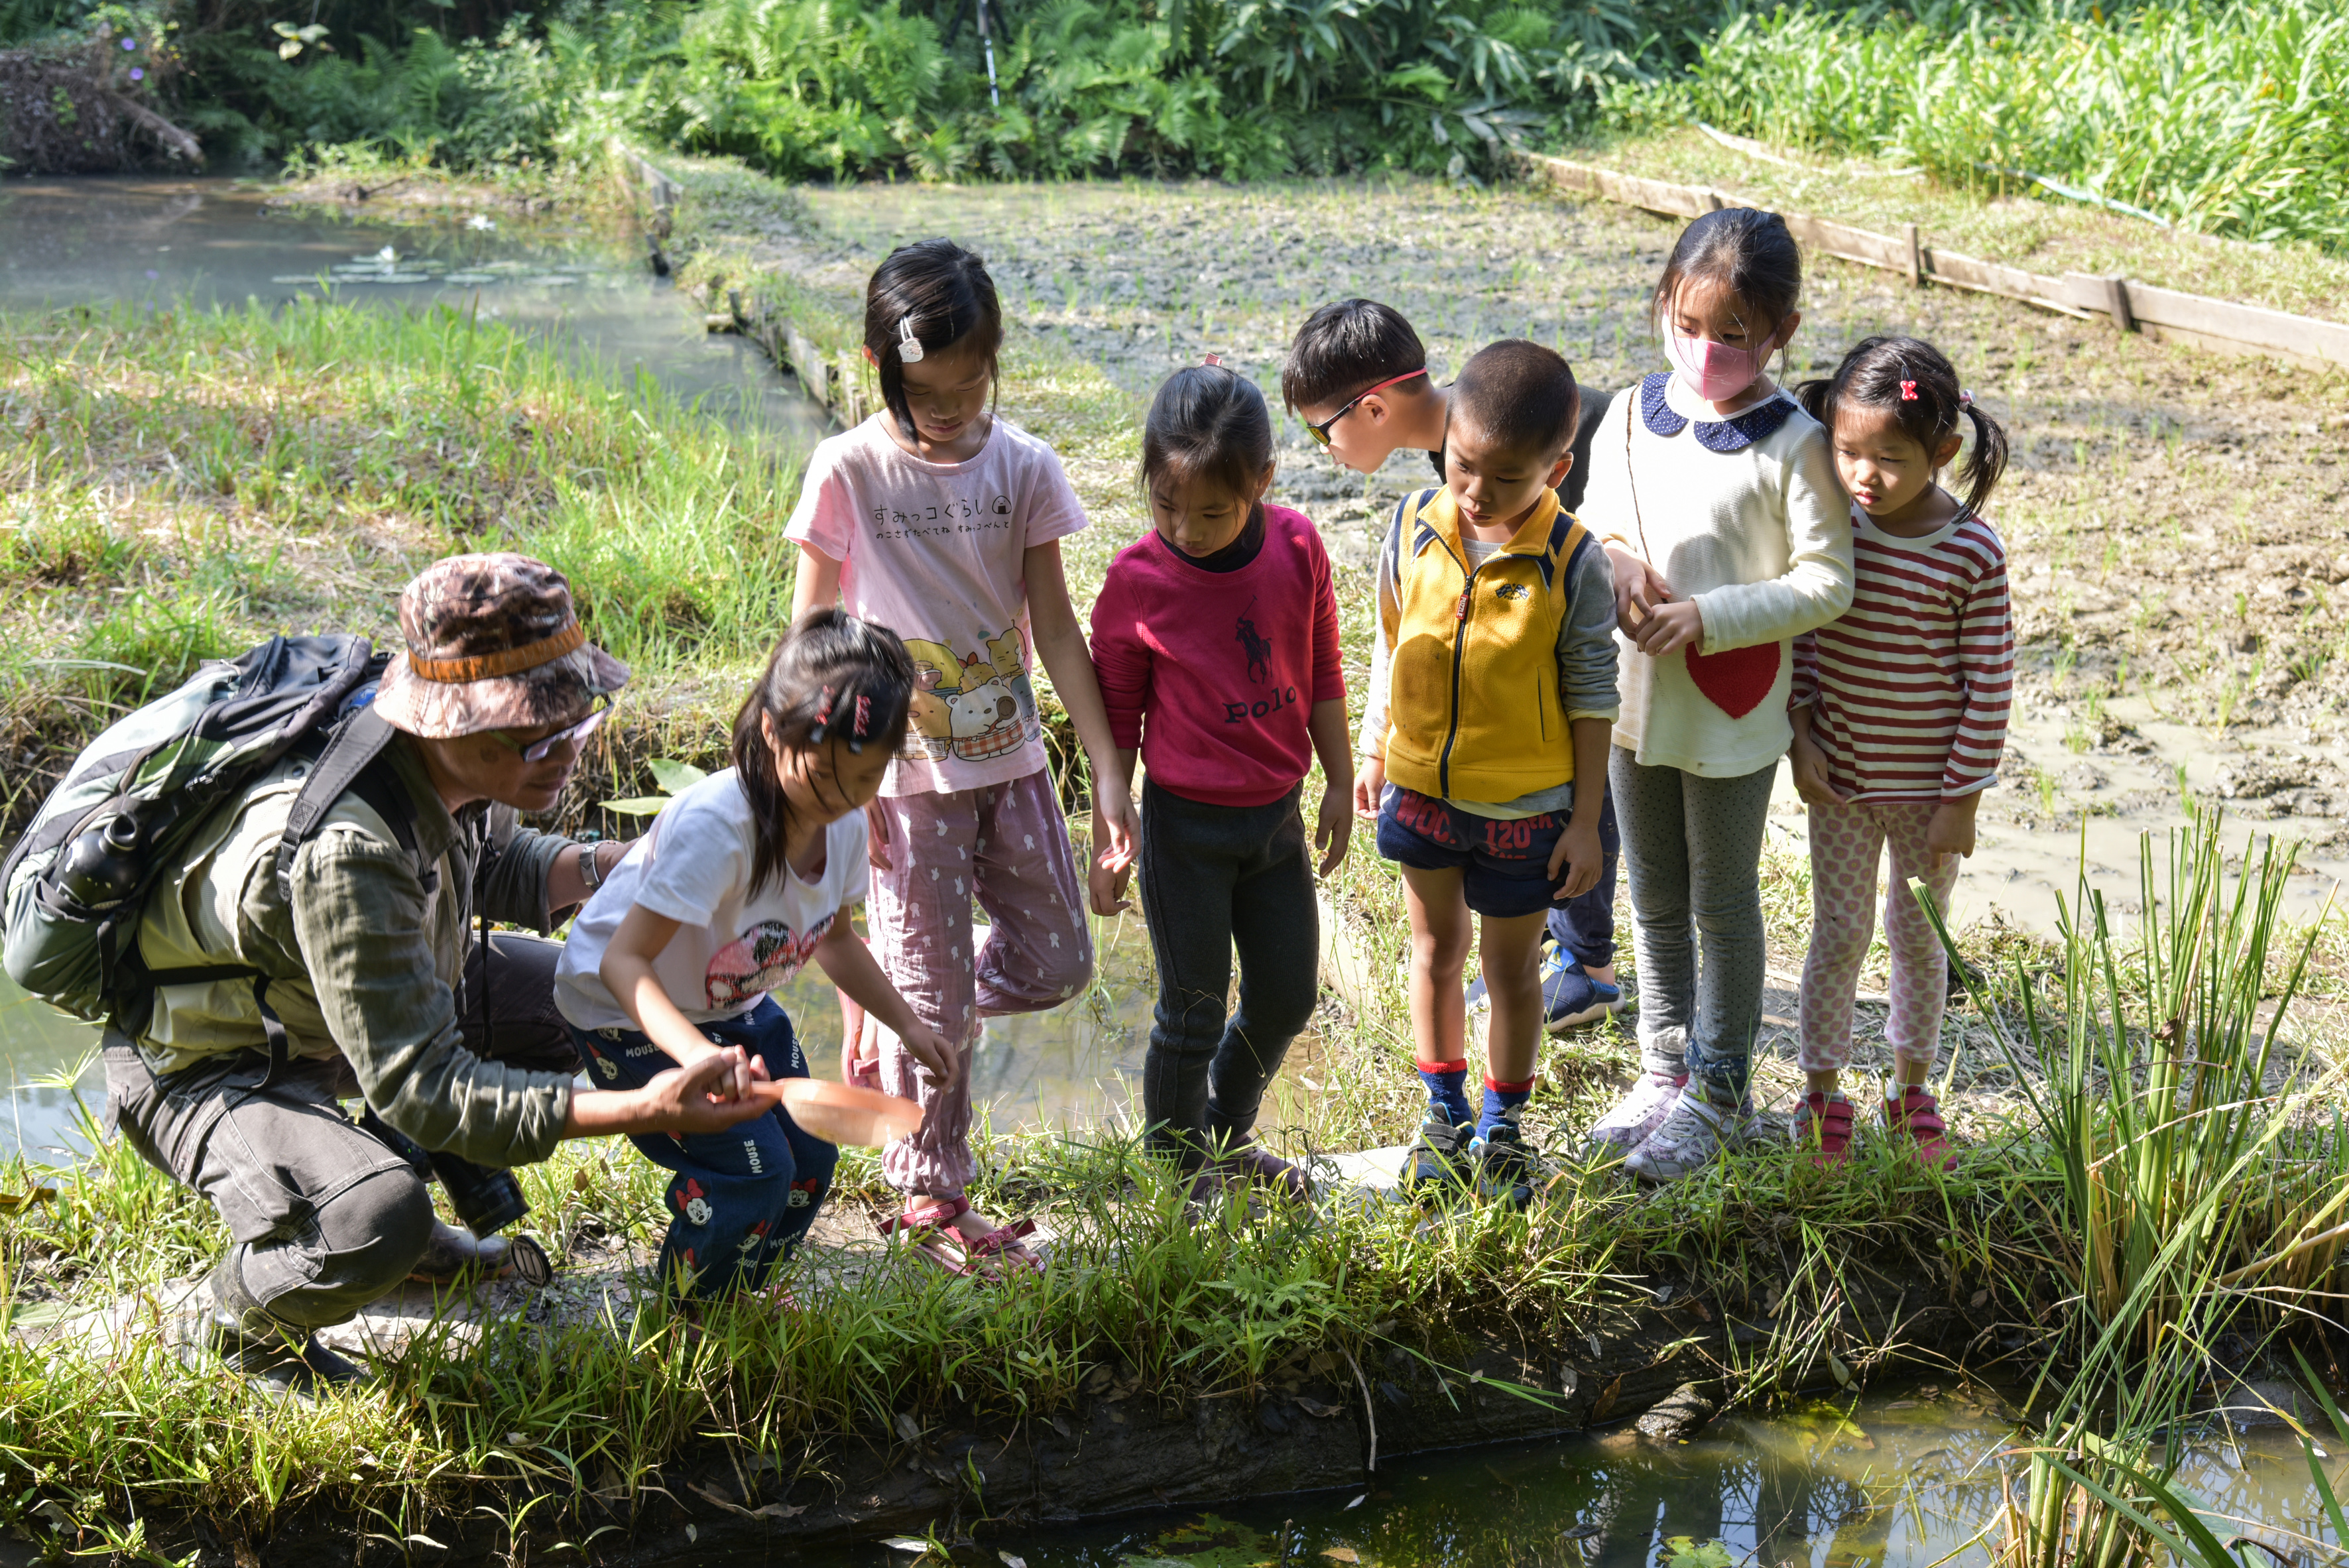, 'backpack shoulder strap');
272,706,422,907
